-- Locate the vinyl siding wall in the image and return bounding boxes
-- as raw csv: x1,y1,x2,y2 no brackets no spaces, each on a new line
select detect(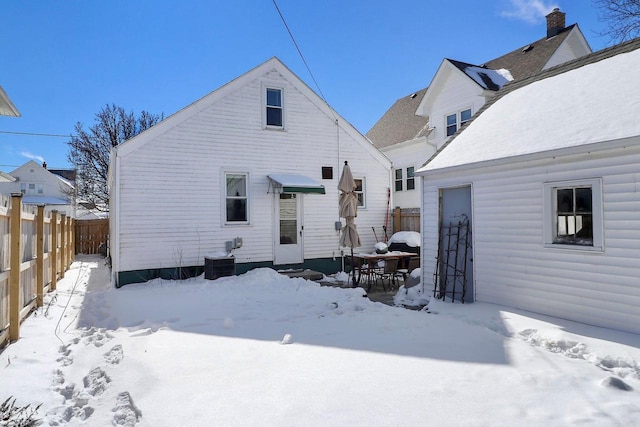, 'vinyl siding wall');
384,139,435,209
427,70,489,151
422,144,640,334
115,68,390,274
